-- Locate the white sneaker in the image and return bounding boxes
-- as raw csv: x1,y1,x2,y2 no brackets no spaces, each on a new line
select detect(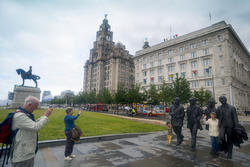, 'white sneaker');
70,155,76,158
64,156,73,161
